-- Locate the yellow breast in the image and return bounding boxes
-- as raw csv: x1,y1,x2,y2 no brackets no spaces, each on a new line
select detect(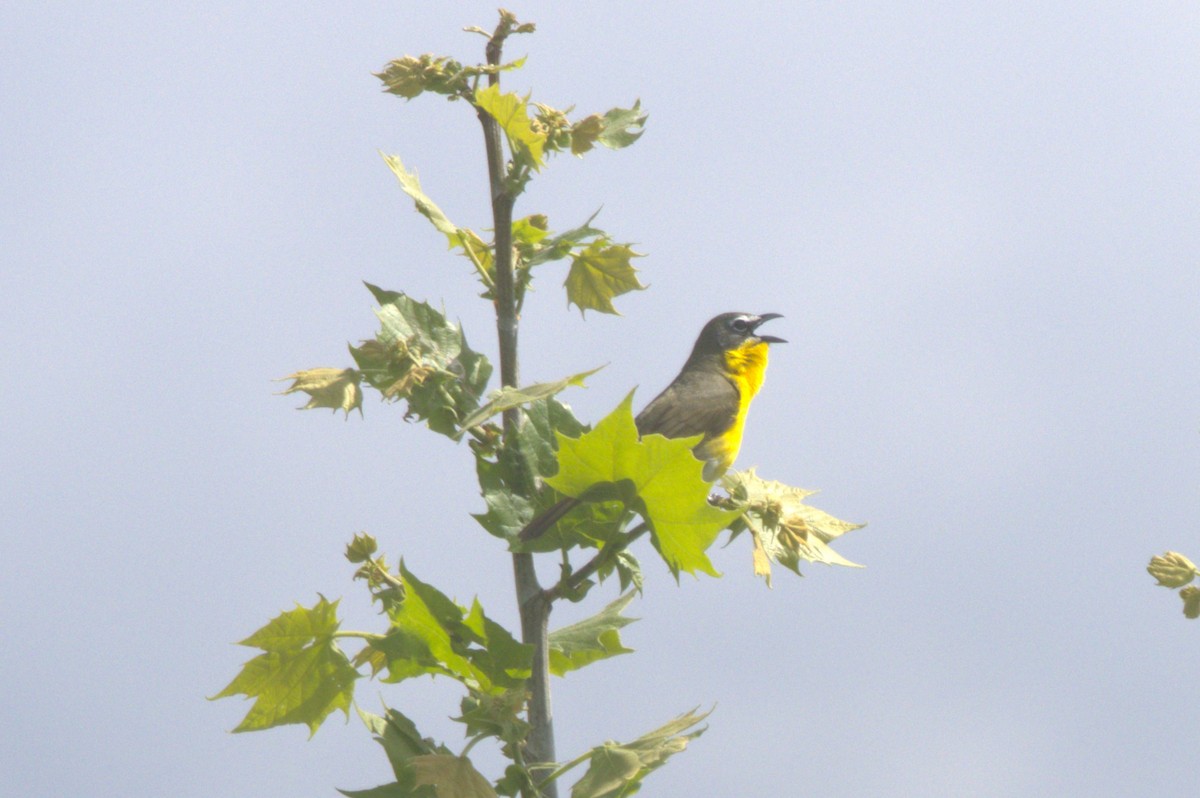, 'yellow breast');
698,342,770,479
